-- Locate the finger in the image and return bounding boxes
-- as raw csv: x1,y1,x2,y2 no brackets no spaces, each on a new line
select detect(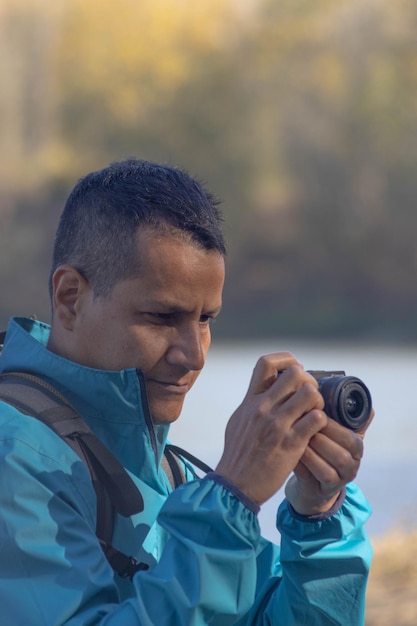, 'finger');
265,379,327,432
300,446,345,487
318,420,364,461
302,434,362,484
293,459,314,482
356,408,375,438
246,352,302,395
289,409,328,445
277,375,325,420
269,365,321,404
